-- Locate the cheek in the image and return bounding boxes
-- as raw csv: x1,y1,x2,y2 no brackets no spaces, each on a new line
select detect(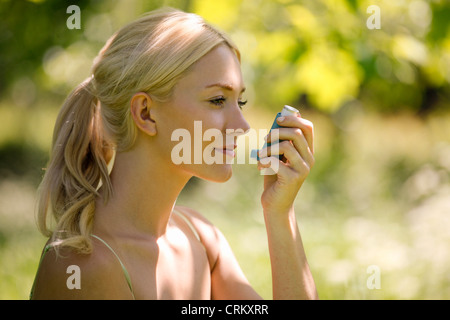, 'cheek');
155,99,229,164
164,108,226,147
